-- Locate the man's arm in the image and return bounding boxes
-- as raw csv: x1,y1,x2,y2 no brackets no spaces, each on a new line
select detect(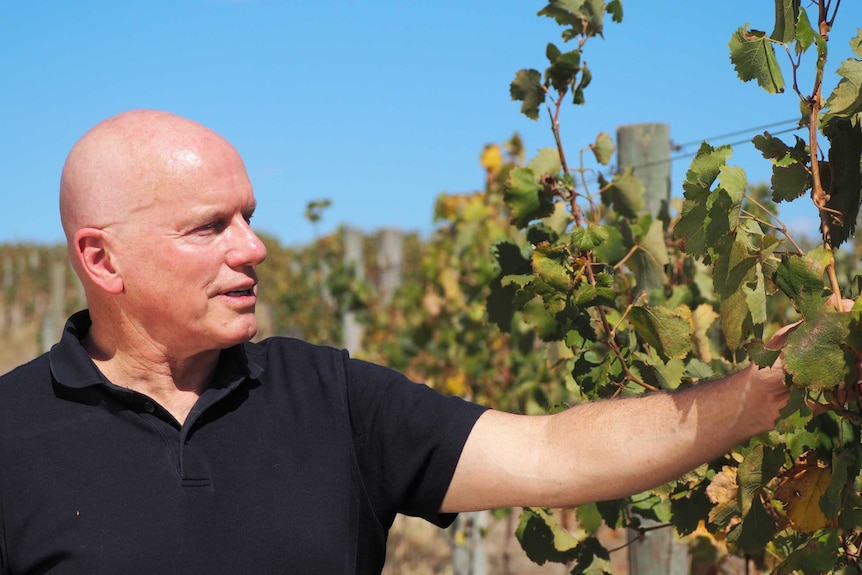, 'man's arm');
441,363,789,513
